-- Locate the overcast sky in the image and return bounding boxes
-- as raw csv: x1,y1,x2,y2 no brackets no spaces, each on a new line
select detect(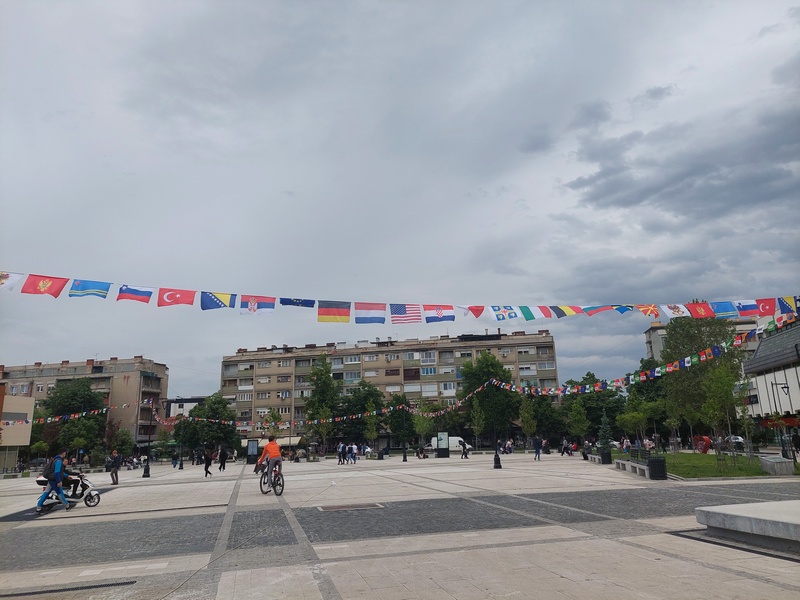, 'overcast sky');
1,1,798,399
